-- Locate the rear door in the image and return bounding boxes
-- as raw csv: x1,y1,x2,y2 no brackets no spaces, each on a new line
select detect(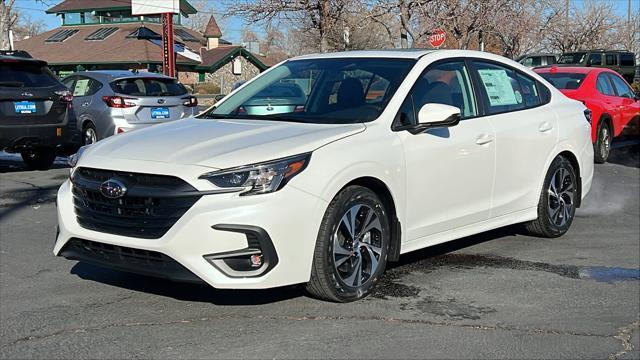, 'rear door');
471,60,558,217
110,77,189,123
0,60,68,126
